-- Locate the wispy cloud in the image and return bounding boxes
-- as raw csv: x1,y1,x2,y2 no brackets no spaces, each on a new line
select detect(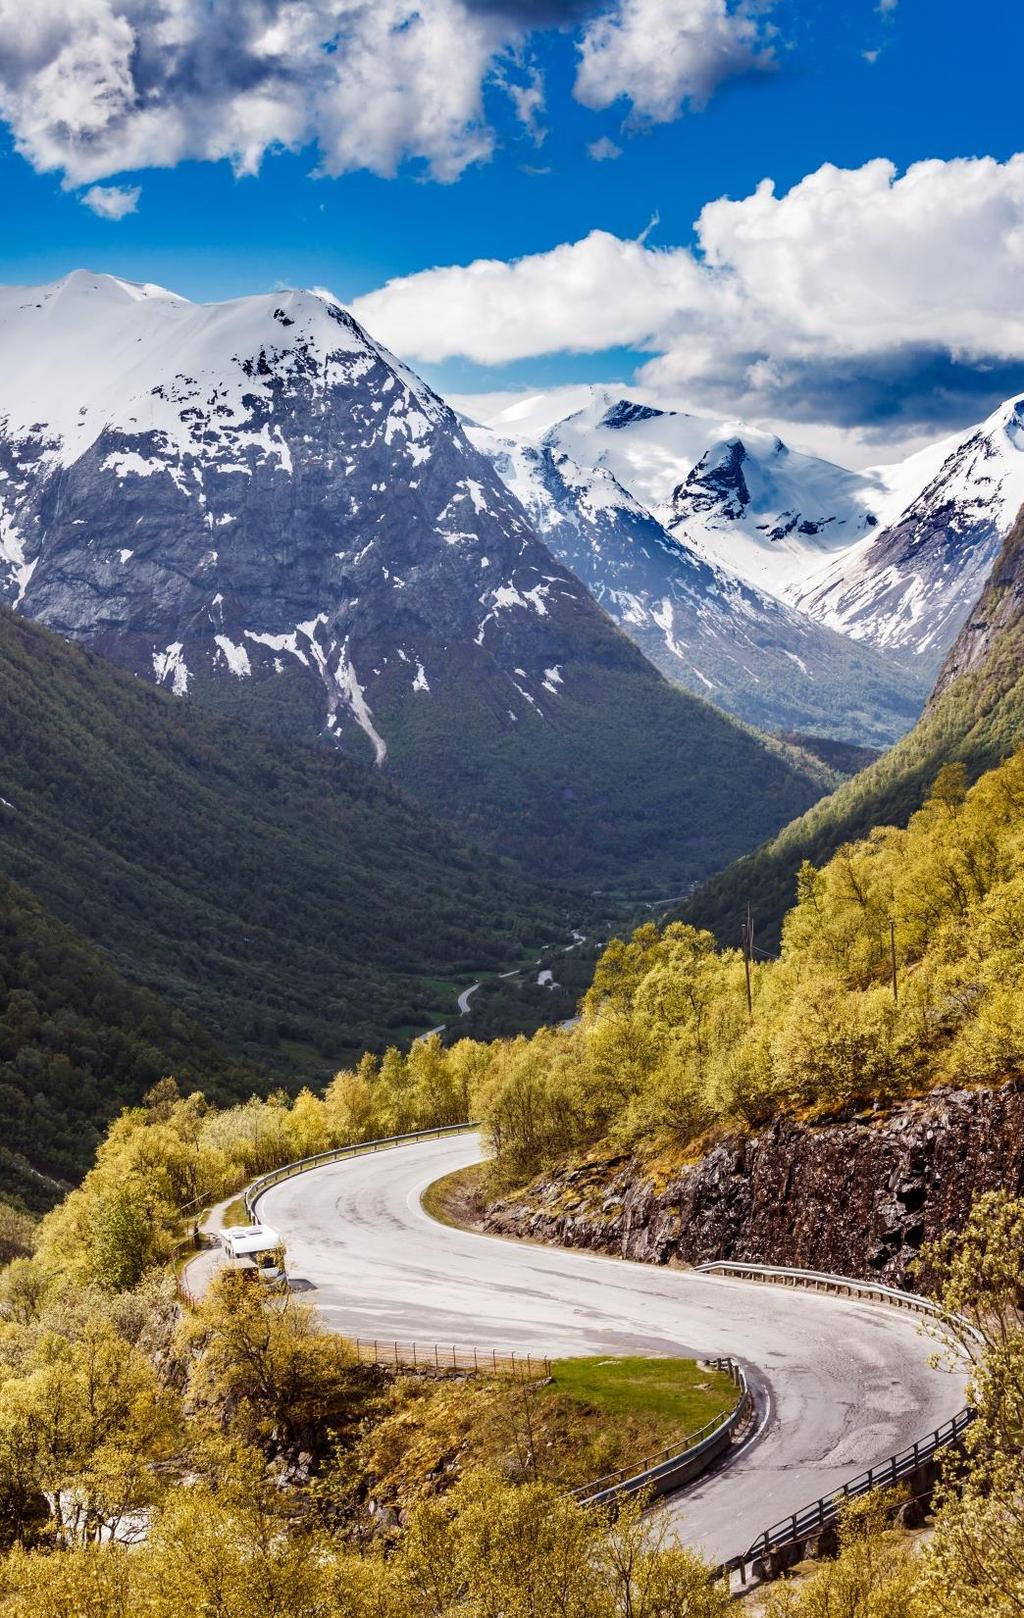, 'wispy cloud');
79,183,141,219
